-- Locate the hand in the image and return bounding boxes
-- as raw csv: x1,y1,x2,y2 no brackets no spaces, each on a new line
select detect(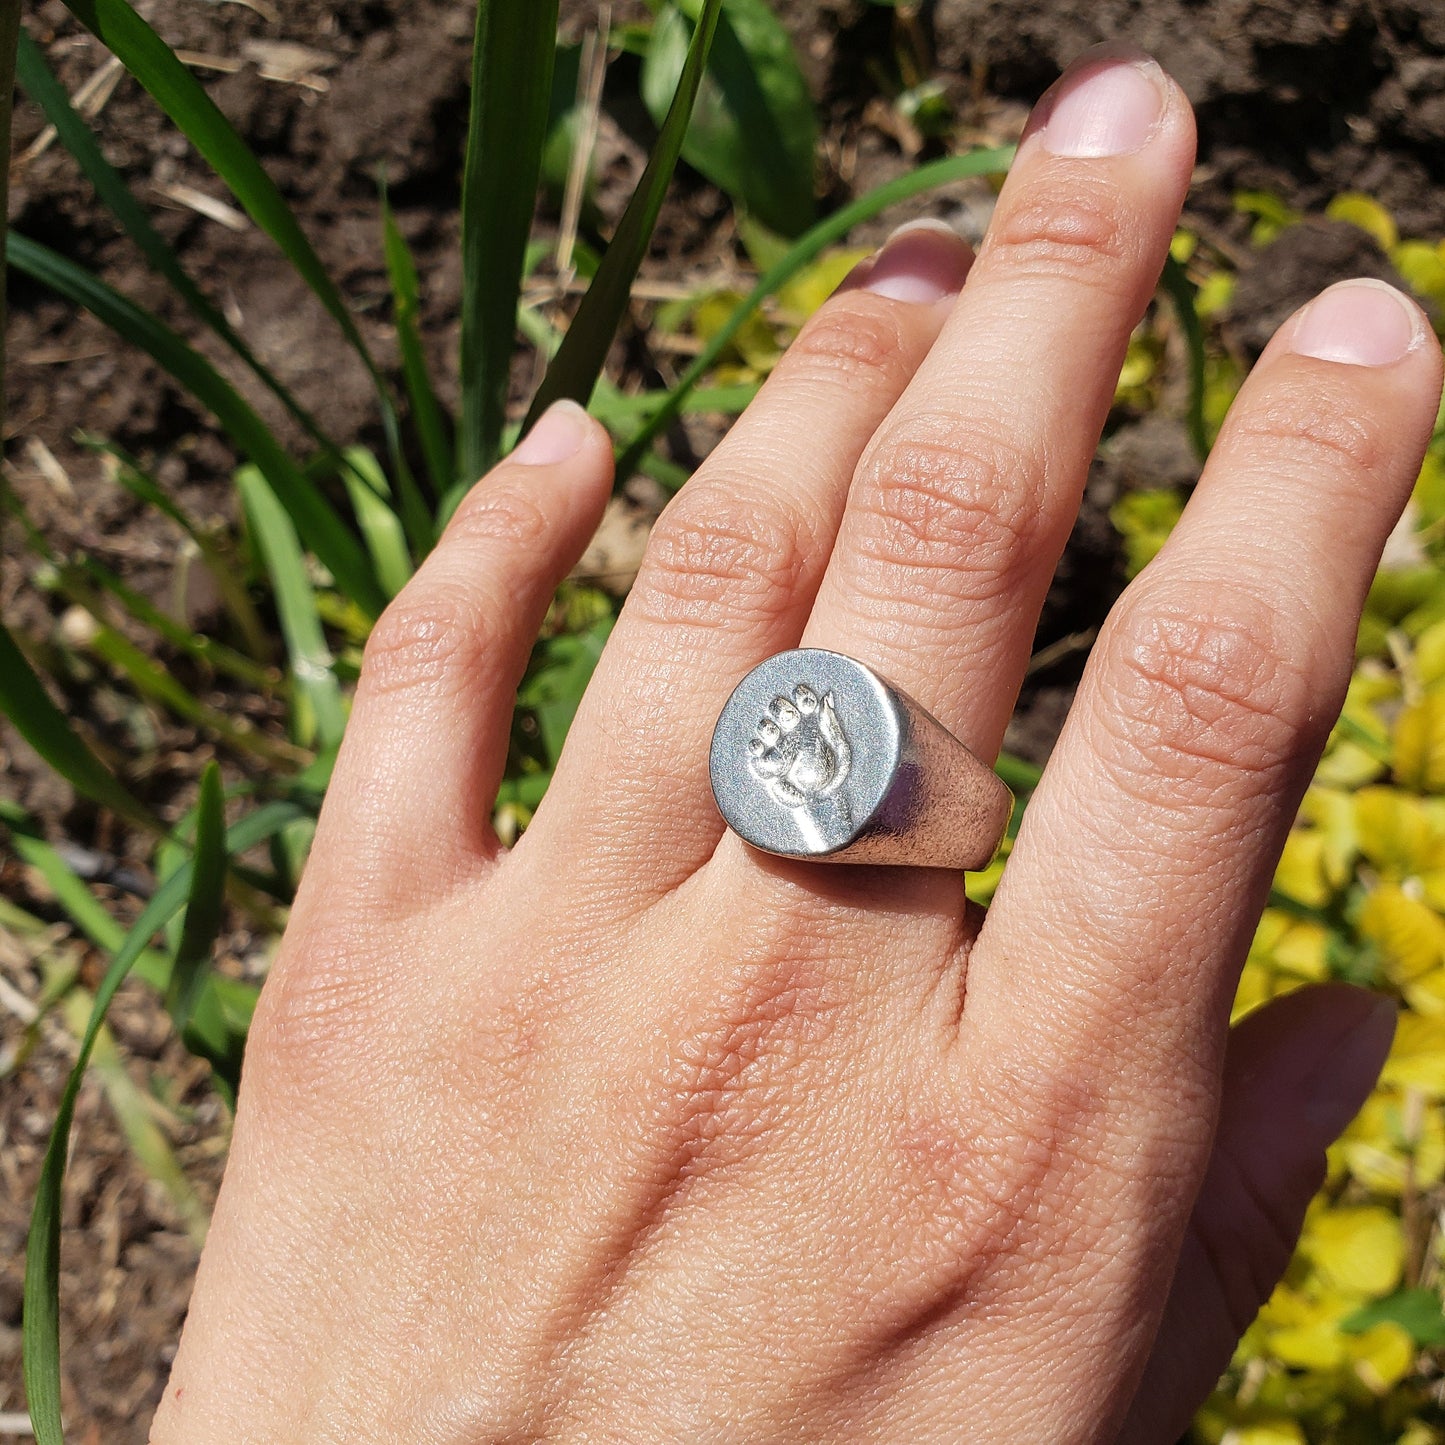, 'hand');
151,44,1443,1444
